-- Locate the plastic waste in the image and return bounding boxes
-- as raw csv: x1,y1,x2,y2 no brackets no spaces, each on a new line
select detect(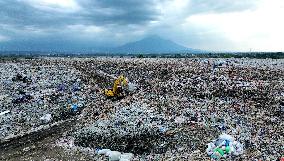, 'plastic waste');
71,104,78,112
119,159,131,161
98,149,111,155
128,82,136,92
175,116,185,124
159,126,167,133
206,134,243,160
40,114,52,123
72,83,80,92
120,153,134,161
232,141,244,155
57,84,65,91
106,151,121,161
0,110,10,116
